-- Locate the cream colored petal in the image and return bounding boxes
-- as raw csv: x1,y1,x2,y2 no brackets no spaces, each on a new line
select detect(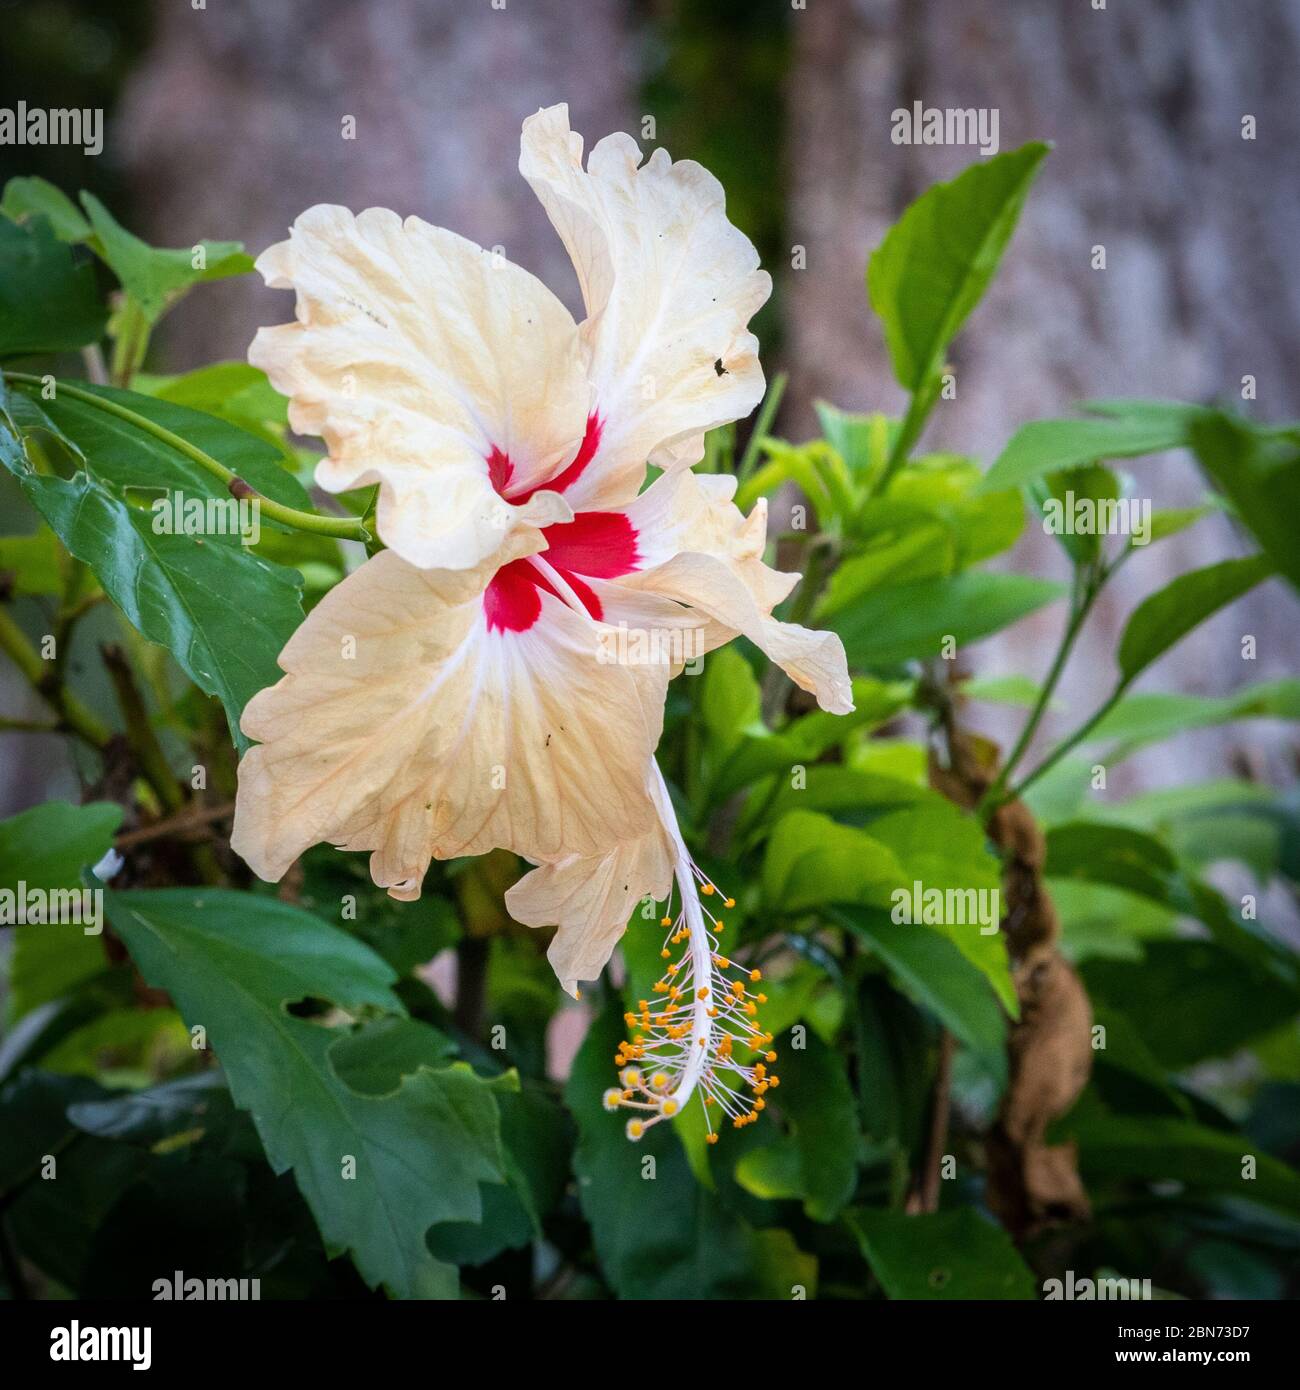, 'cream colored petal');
505,823,674,998
249,204,590,570
520,105,772,510
615,470,854,715
231,544,672,898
